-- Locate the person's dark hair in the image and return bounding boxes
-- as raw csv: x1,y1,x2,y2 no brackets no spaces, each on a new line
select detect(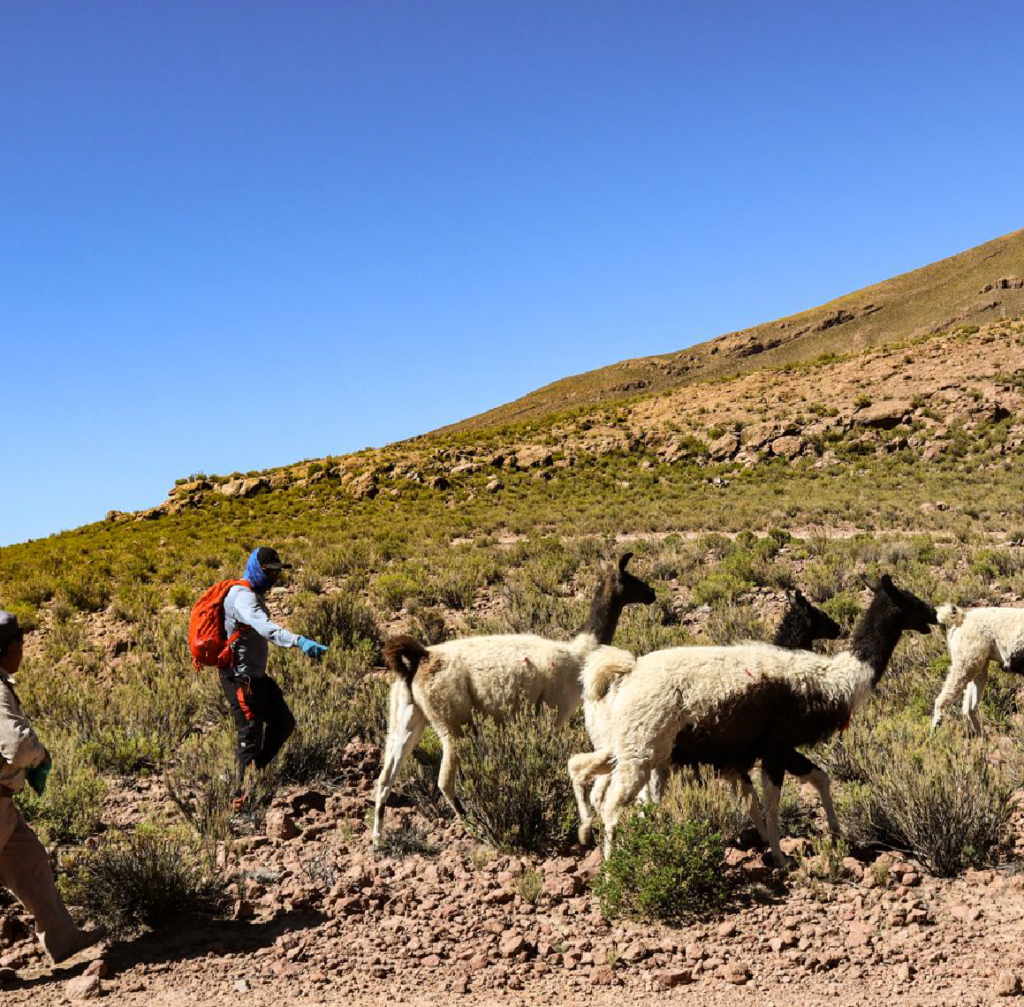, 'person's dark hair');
0,628,23,661
0,611,24,661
